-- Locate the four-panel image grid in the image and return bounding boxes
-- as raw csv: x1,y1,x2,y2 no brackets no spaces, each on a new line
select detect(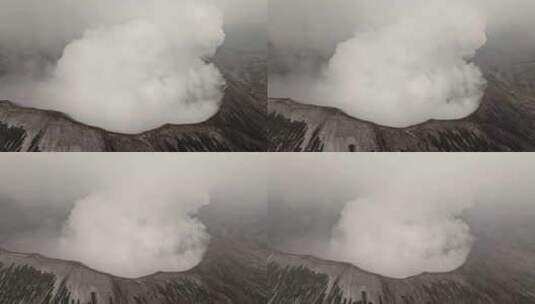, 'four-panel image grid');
1,1,535,303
